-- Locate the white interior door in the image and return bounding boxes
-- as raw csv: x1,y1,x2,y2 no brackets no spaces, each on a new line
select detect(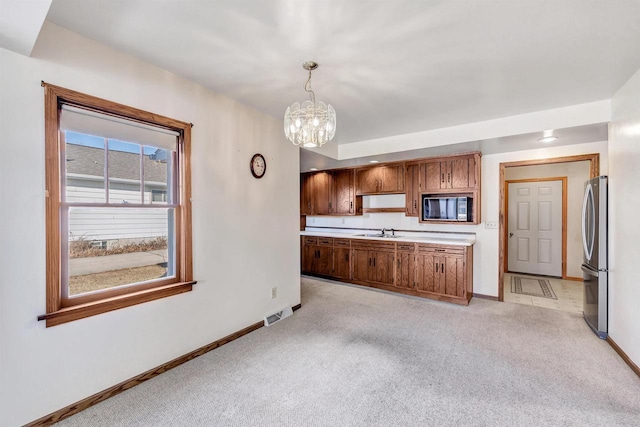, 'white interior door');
508,180,563,277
